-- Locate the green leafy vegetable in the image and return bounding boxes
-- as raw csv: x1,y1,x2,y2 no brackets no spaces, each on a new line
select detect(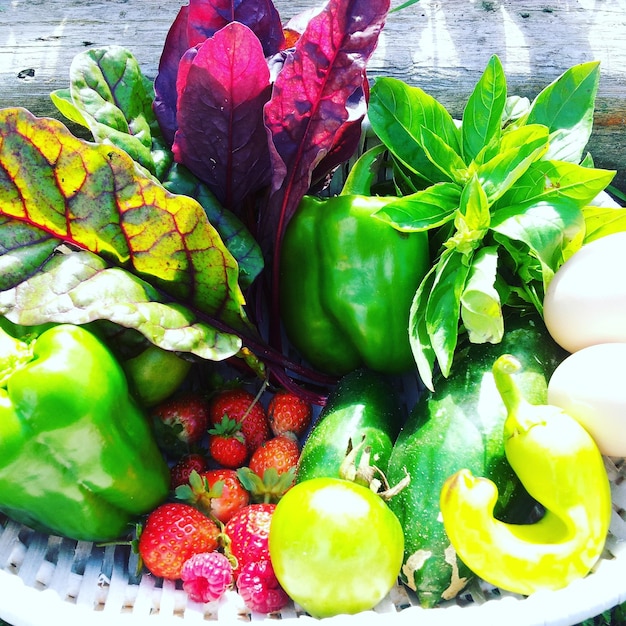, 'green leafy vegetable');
369,55,616,389
0,107,246,356
50,45,263,289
